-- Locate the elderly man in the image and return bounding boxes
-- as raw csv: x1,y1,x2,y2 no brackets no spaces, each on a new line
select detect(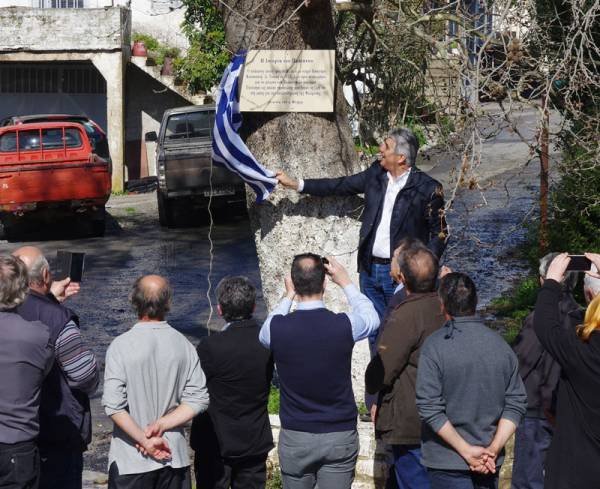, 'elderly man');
13,246,98,489
0,255,54,489
277,128,447,419
191,276,273,489
260,254,379,489
416,273,527,489
511,252,580,489
366,244,445,489
103,275,209,489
